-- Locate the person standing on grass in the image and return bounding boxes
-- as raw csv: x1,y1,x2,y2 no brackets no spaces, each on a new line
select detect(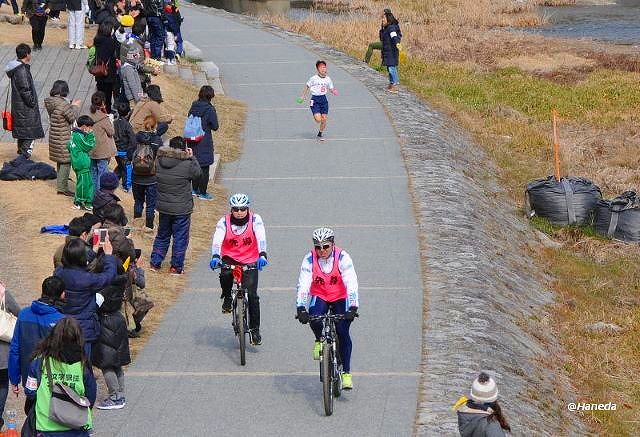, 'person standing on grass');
48,0,65,20
23,0,49,50
89,91,117,192
4,43,44,159
120,46,145,107
187,85,218,200
24,317,97,436
298,60,338,142
92,263,130,411
44,80,81,197
143,0,166,61
9,276,65,416
55,237,119,359
150,136,201,275
132,115,162,231
129,84,173,134
67,0,86,49
93,21,120,113
0,282,21,431
380,9,402,93
68,115,96,211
